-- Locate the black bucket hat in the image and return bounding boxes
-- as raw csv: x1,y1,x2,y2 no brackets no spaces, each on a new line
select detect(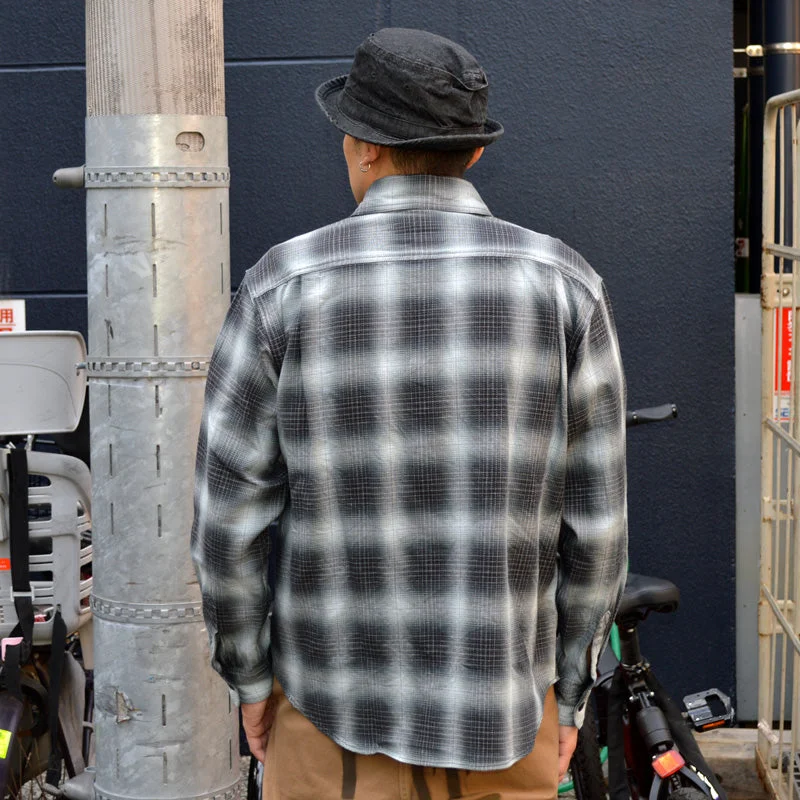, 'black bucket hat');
315,28,503,151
